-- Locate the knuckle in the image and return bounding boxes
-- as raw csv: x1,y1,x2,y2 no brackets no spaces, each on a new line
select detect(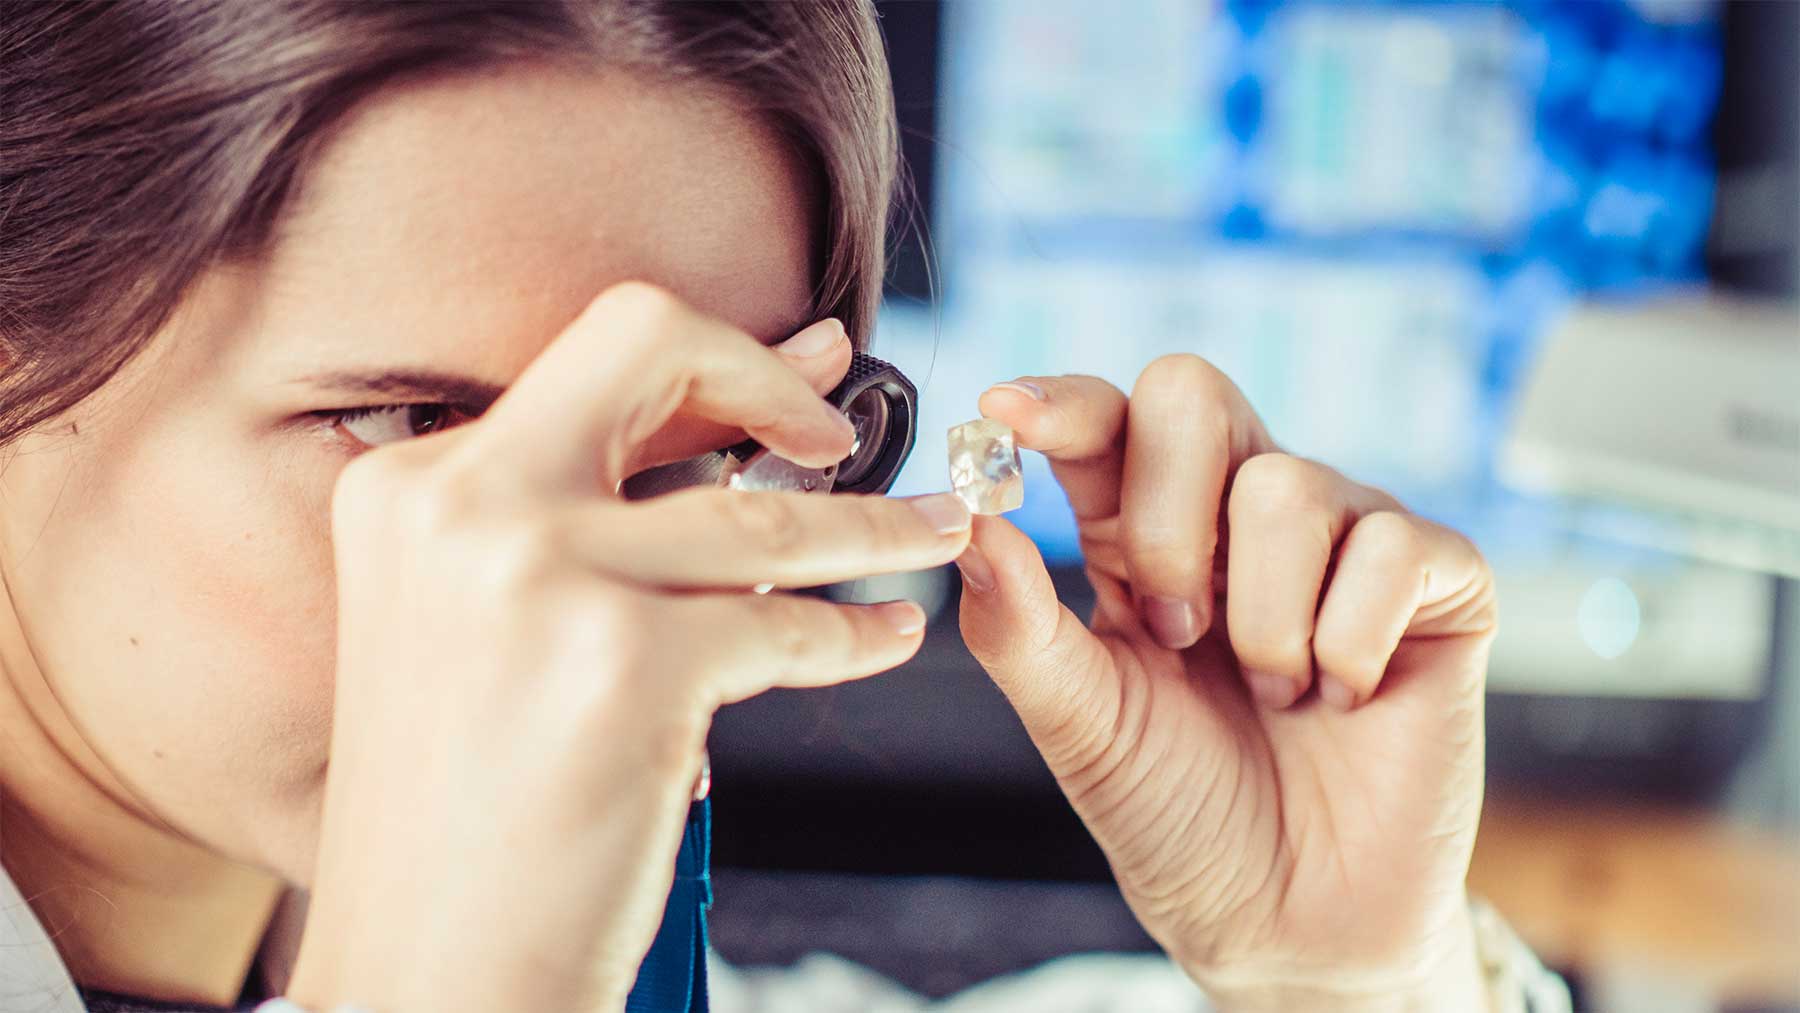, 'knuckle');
1230,453,1326,516
473,517,568,593
1122,530,1201,585
1347,510,1425,571
596,279,681,326
1467,535,1497,591
405,469,479,533
770,595,872,676
537,577,636,659
764,595,821,664
1134,356,1238,454
1138,353,1230,403
860,495,917,552
333,460,469,551
544,585,704,736
725,492,808,557
1311,628,1375,684
1123,519,1203,556
1233,629,1312,675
